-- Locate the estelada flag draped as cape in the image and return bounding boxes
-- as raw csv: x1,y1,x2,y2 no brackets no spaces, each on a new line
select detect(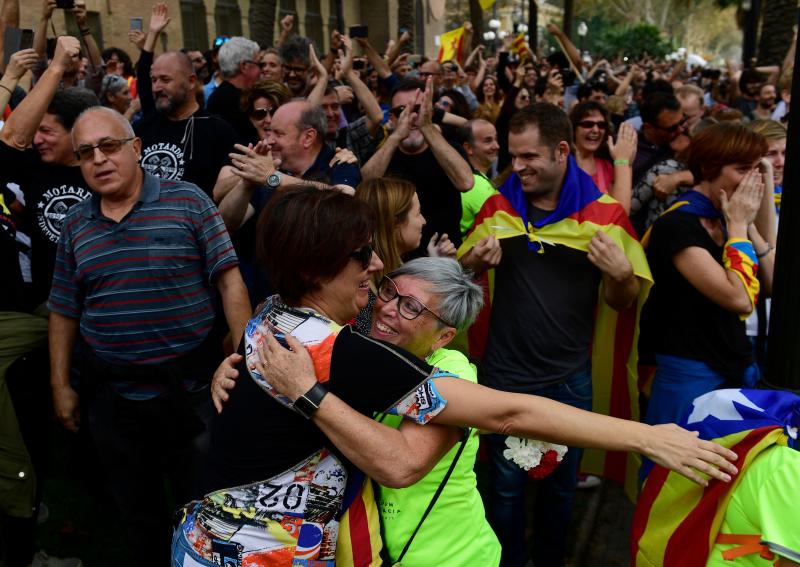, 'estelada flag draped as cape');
456,156,653,500
631,388,800,567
